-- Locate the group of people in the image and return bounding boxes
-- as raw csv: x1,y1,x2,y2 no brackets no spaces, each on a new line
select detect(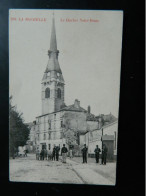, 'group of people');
81,144,108,165
36,144,69,163
36,143,108,165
